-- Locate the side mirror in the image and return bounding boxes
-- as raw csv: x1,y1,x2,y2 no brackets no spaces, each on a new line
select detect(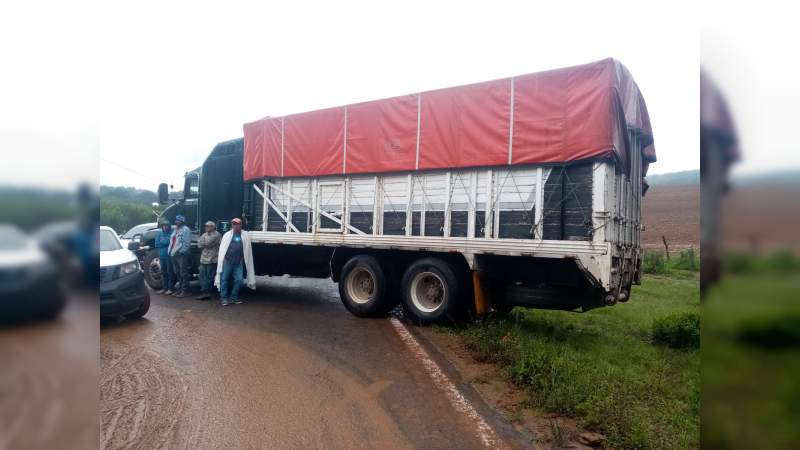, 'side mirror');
158,183,169,204
128,241,141,251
